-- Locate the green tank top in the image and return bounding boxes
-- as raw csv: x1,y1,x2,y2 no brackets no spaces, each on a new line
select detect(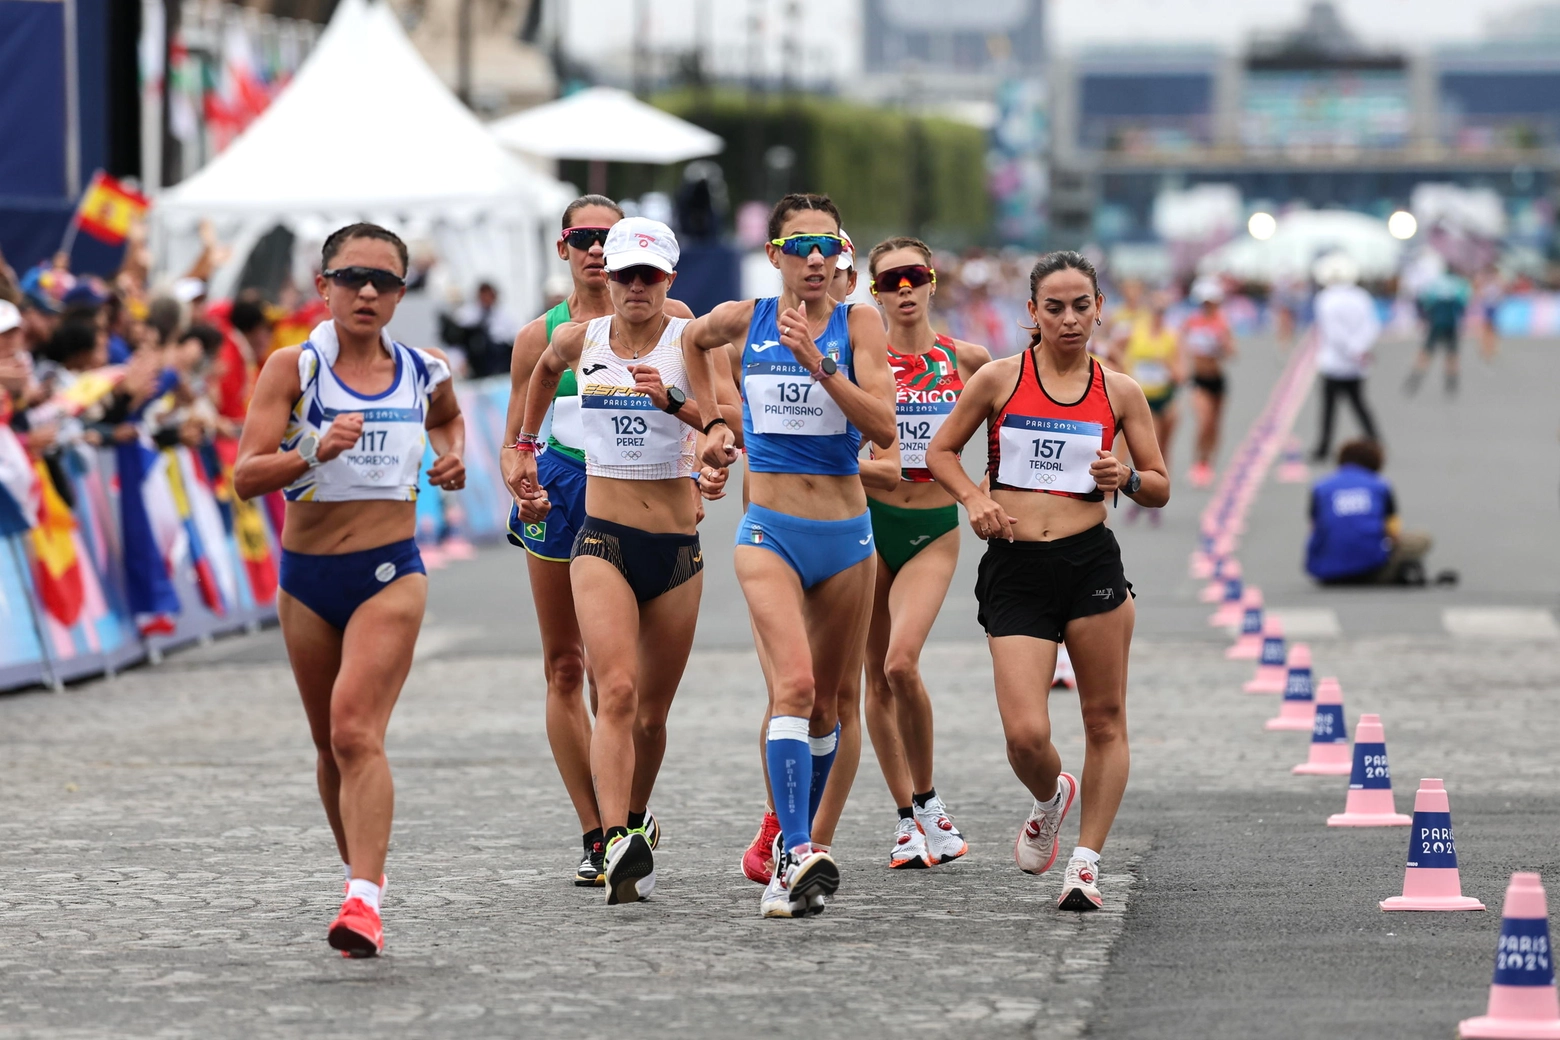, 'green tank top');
543,299,585,462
